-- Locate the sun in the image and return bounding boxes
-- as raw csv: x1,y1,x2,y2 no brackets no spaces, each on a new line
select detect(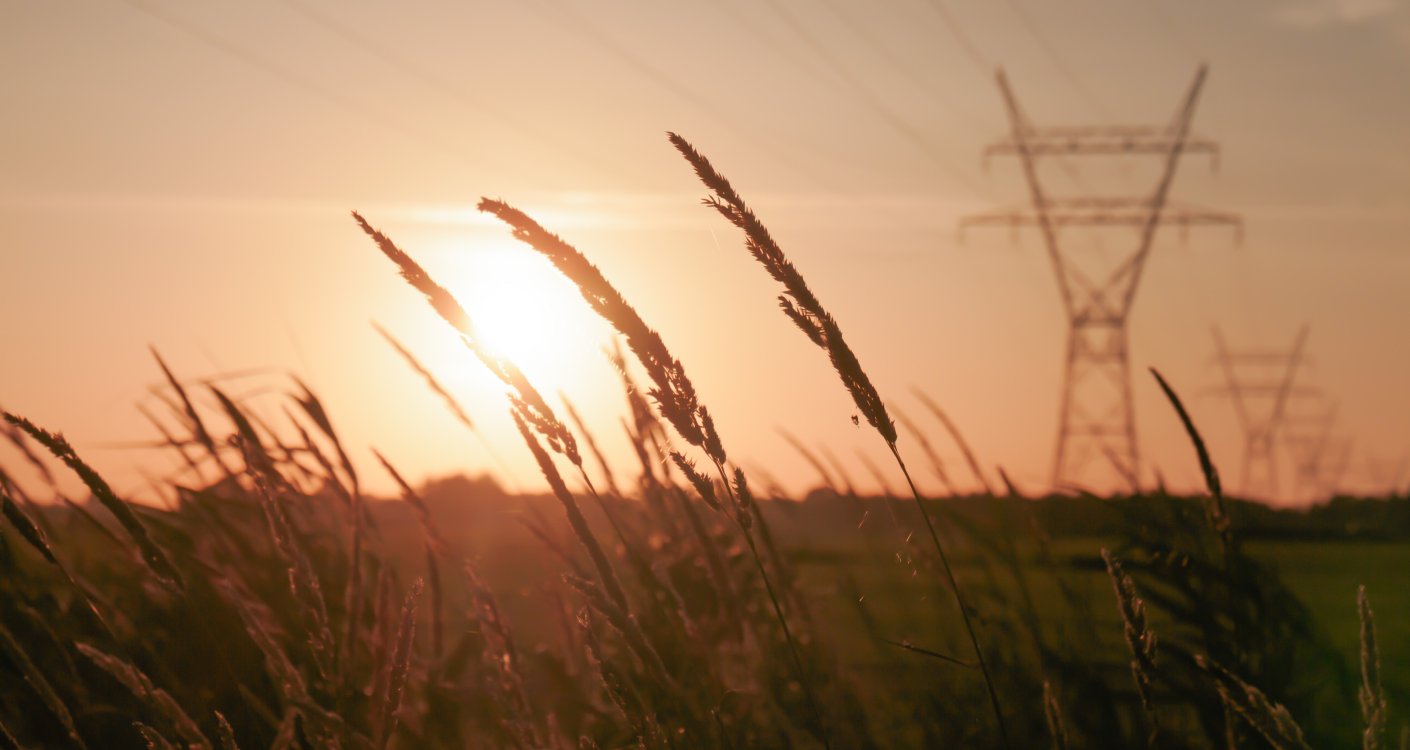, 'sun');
438,239,613,396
